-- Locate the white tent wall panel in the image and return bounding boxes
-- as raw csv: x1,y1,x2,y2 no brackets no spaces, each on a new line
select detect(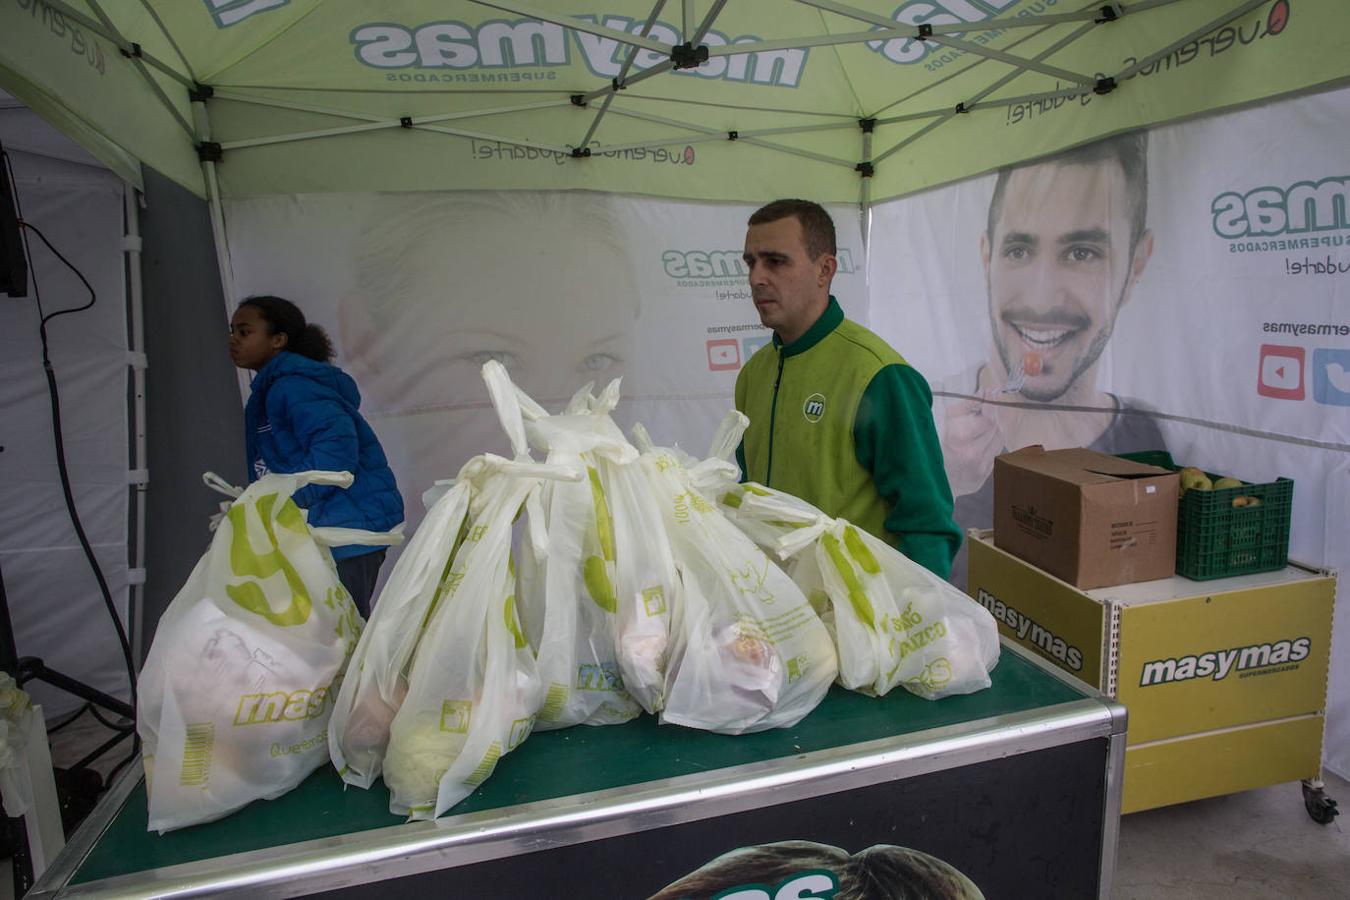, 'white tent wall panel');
219,190,869,539
0,149,131,716
867,84,1350,779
